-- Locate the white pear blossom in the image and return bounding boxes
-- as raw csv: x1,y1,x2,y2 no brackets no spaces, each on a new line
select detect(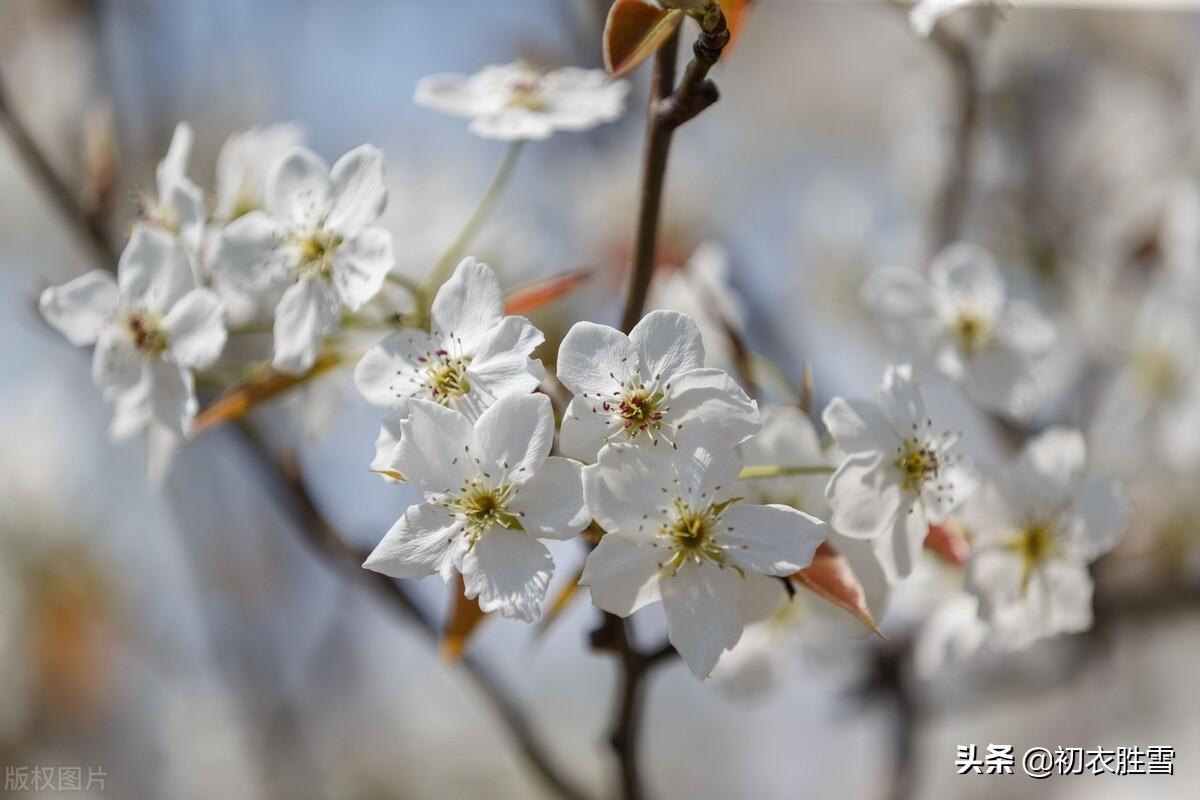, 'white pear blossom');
822,364,972,581
138,122,206,260
556,310,759,462
581,441,826,679
963,428,1128,648
217,145,394,374
355,258,544,428
863,243,1056,418
39,227,227,444
415,62,630,141
908,0,978,36
213,123,305,223
364,394,588,622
